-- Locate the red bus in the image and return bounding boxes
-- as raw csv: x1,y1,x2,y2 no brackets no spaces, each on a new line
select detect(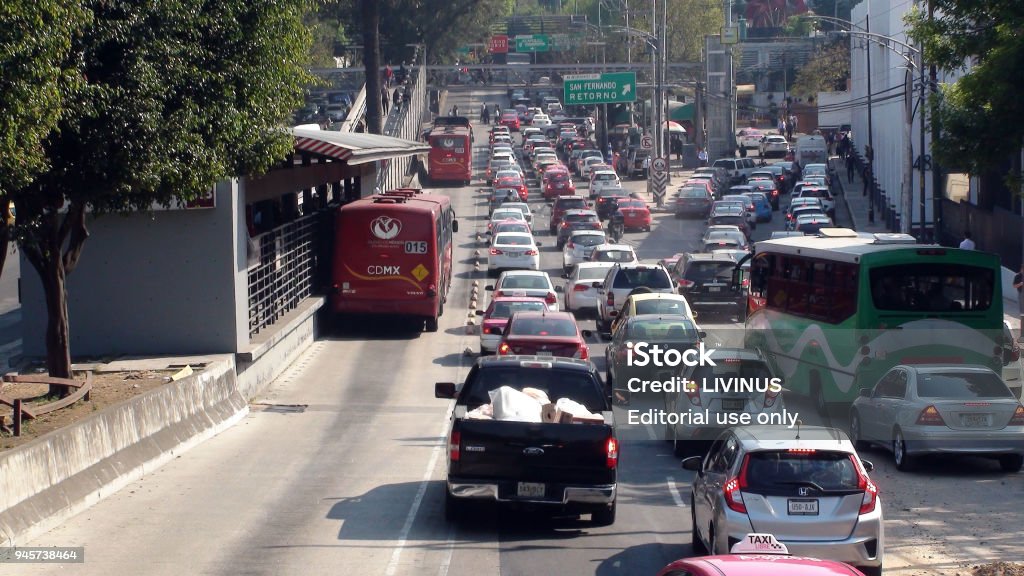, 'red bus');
332,189,458,331
427,124,473,186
